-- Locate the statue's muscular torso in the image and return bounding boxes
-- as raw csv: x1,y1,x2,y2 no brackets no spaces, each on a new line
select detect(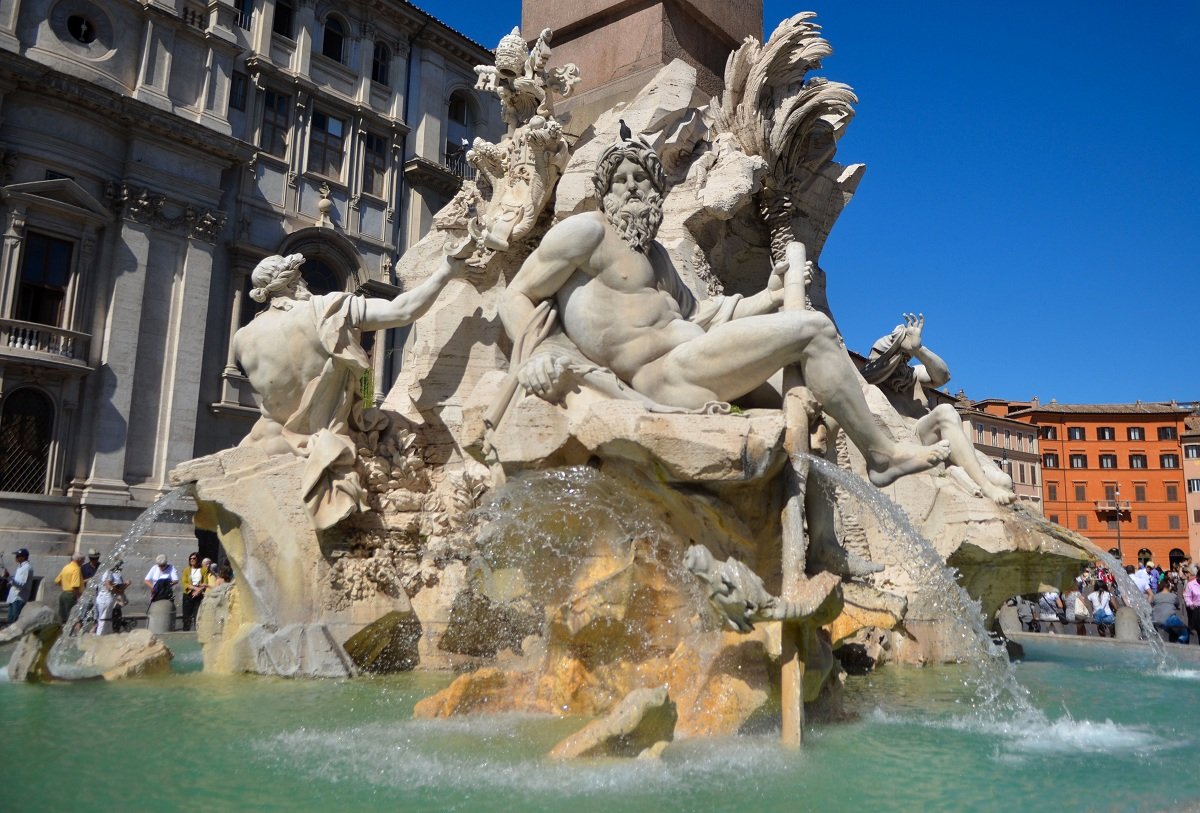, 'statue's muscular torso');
551,212,703,381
